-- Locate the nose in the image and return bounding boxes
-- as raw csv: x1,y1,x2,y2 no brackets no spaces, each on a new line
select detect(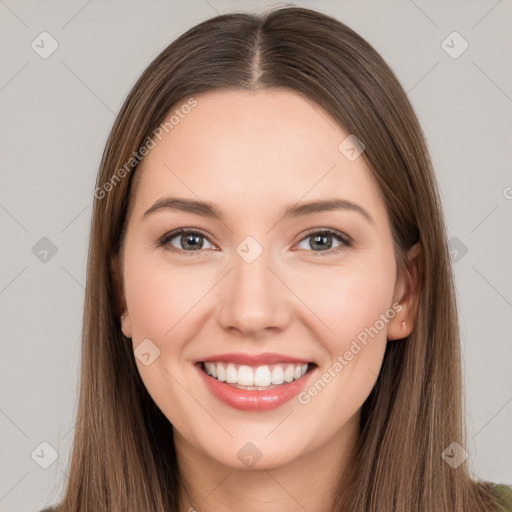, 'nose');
216,246,292,337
